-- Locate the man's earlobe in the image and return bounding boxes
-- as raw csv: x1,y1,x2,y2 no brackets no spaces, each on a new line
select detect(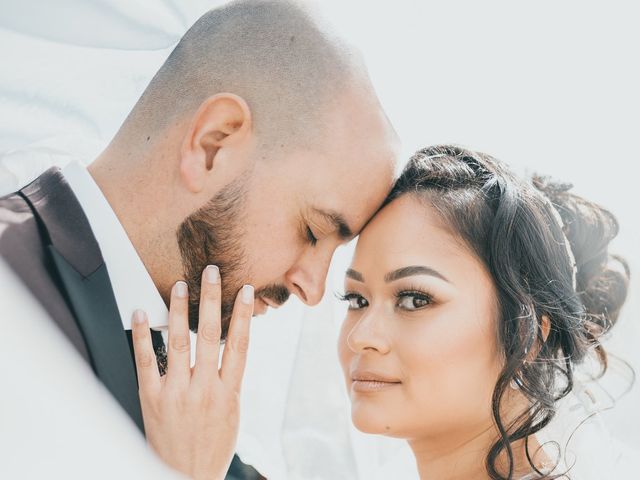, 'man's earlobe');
179,94,252,193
